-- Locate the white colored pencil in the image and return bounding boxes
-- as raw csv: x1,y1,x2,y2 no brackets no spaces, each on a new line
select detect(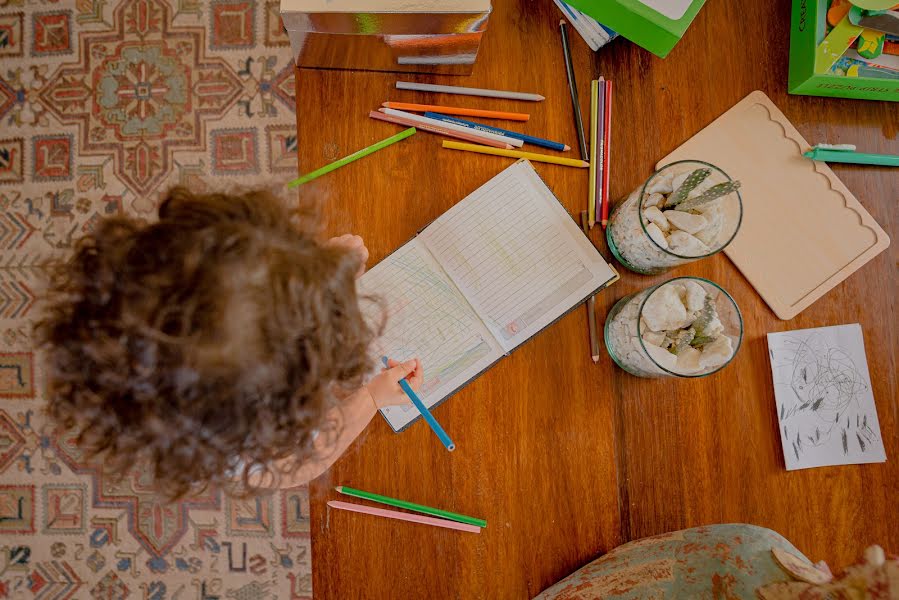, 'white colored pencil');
396,81,544,102
327,501,481,533
369,110,512,149
380,108,524,148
